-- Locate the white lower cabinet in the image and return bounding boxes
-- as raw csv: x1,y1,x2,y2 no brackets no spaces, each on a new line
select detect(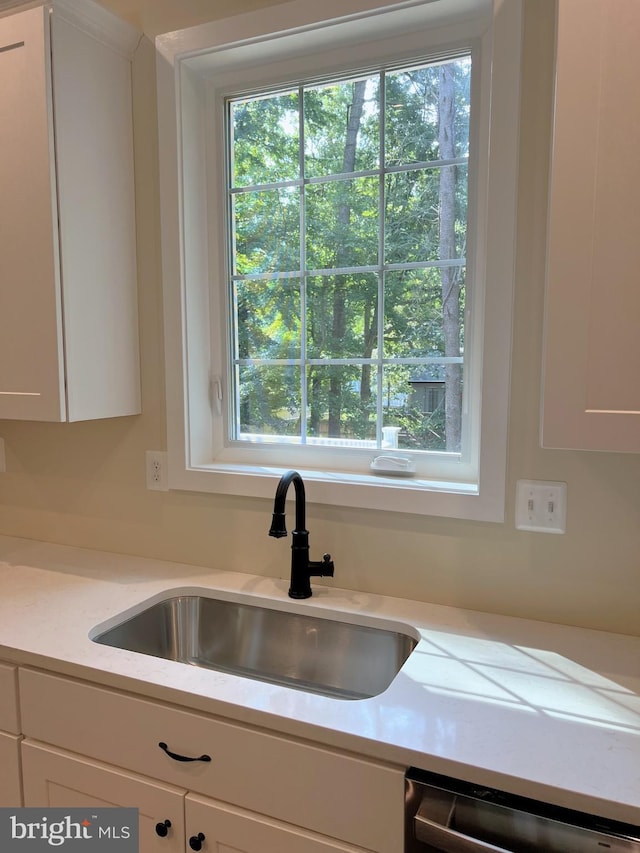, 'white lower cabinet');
18,669,404,853
185,794,368,853
22,741,184,853
0,731,22,806
0,662,22,806
22,741,368,853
